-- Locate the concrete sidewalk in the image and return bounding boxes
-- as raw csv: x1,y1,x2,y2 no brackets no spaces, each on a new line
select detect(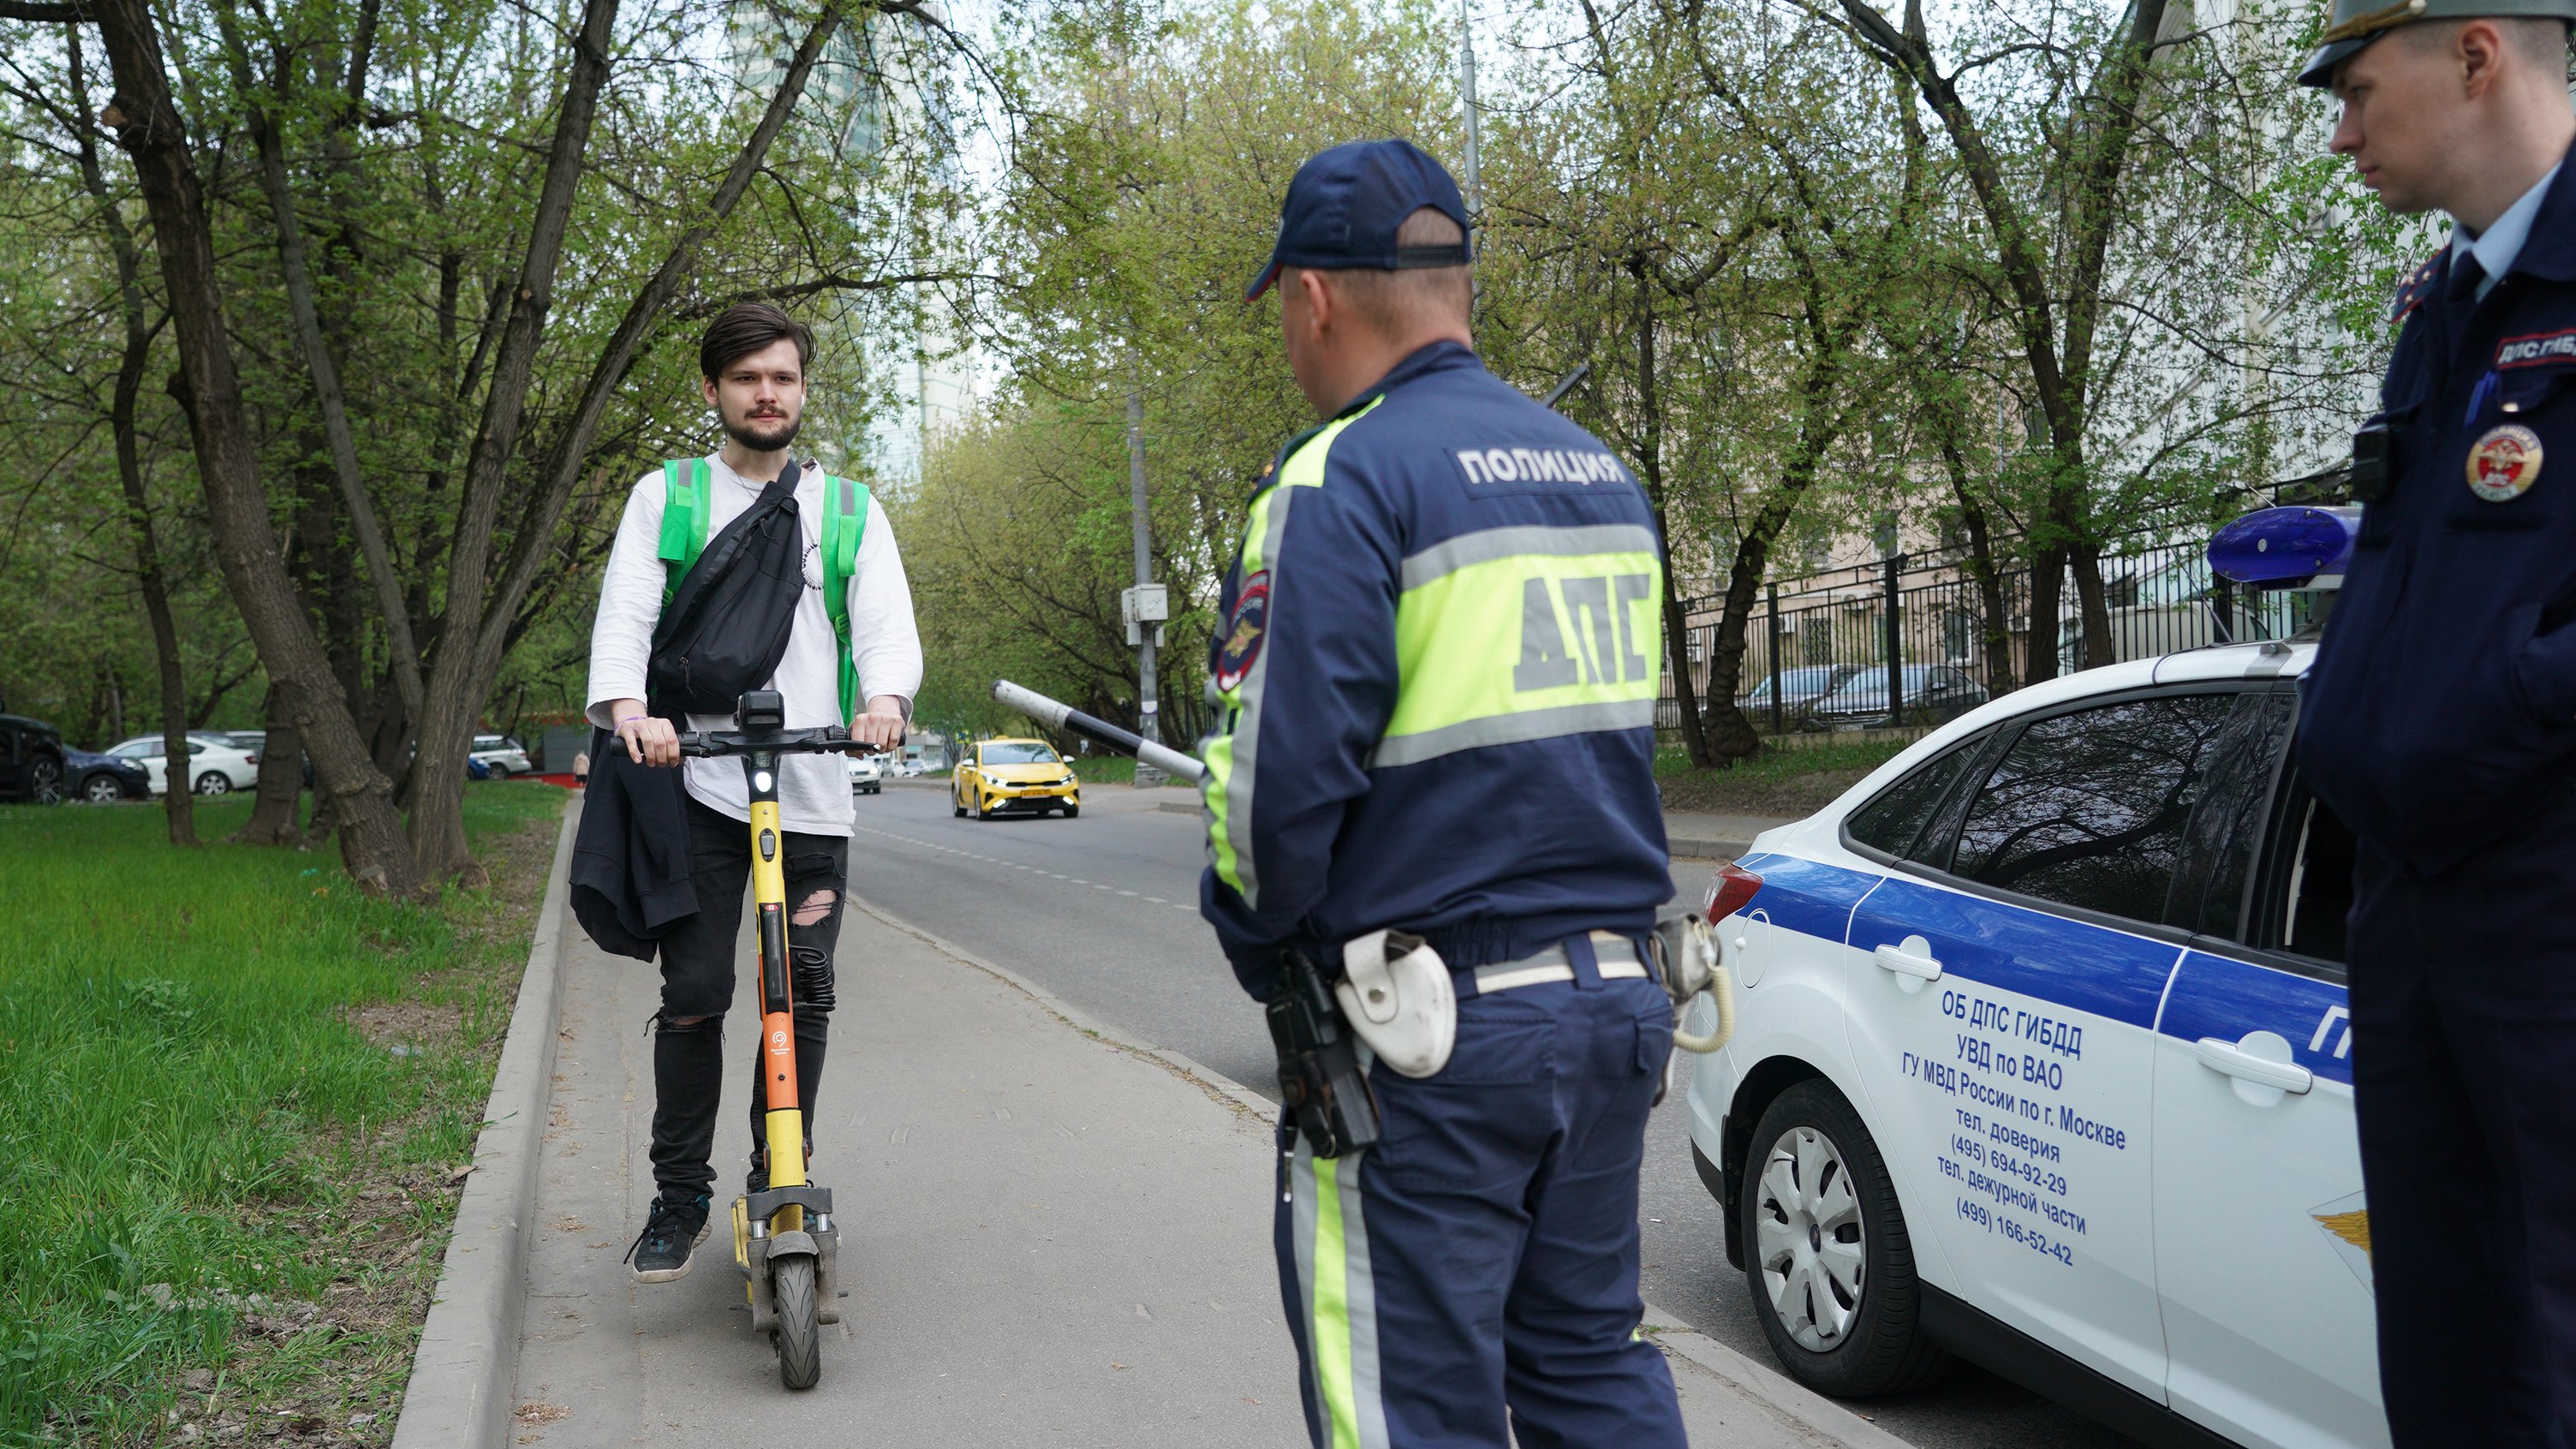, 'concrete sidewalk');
507,896,1892,1447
